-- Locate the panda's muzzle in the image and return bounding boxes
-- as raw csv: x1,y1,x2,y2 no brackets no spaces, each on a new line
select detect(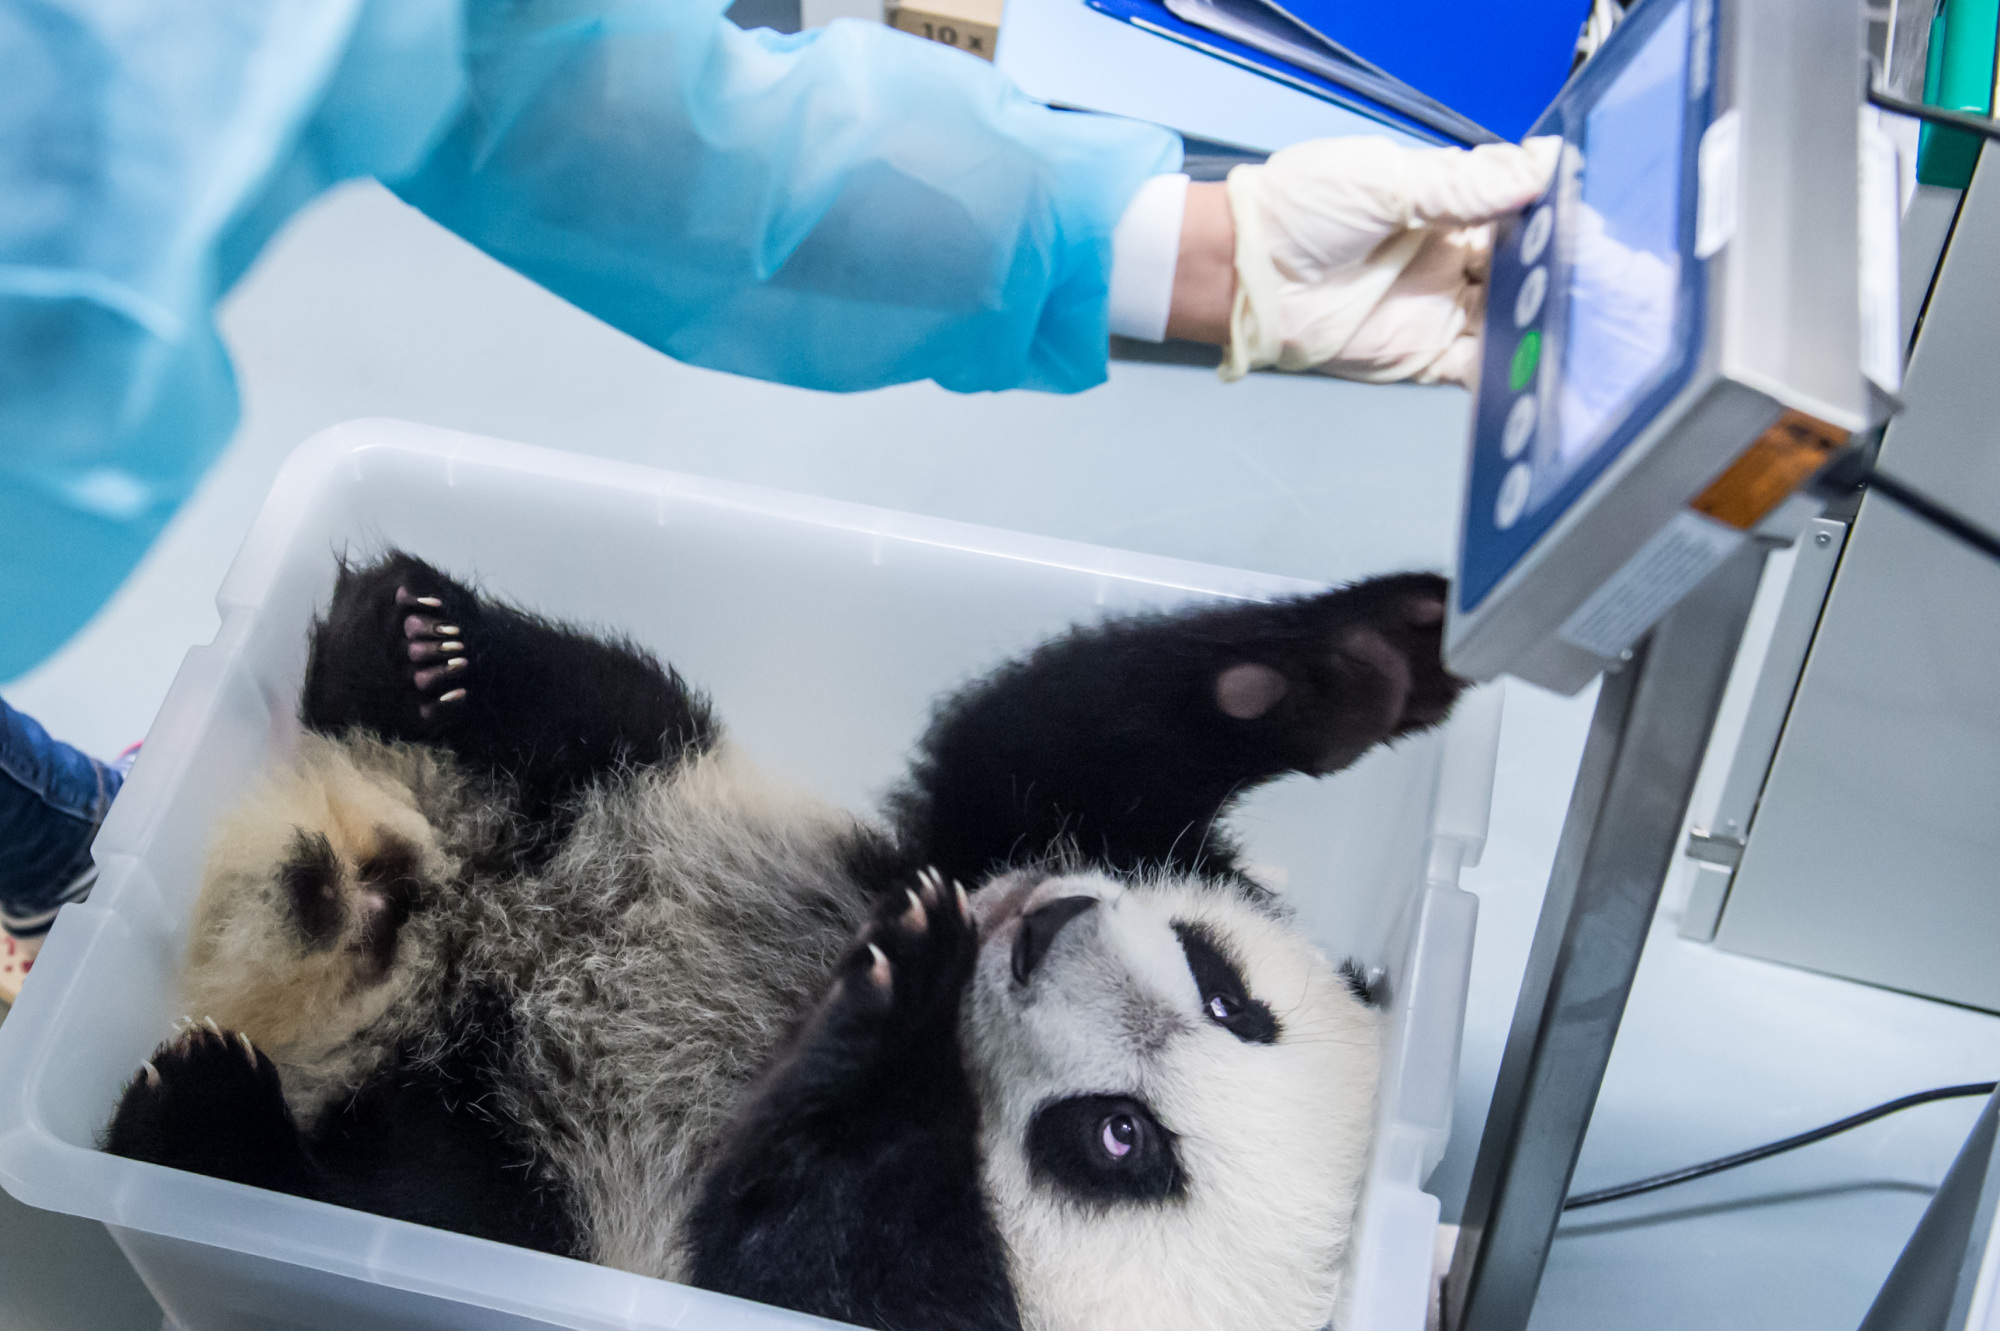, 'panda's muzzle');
1011,895,1099,985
